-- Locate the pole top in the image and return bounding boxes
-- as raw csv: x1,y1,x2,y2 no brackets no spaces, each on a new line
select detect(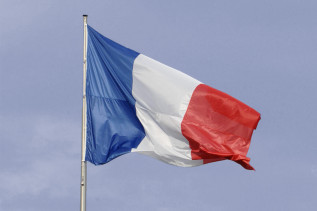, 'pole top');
83,14,88,17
